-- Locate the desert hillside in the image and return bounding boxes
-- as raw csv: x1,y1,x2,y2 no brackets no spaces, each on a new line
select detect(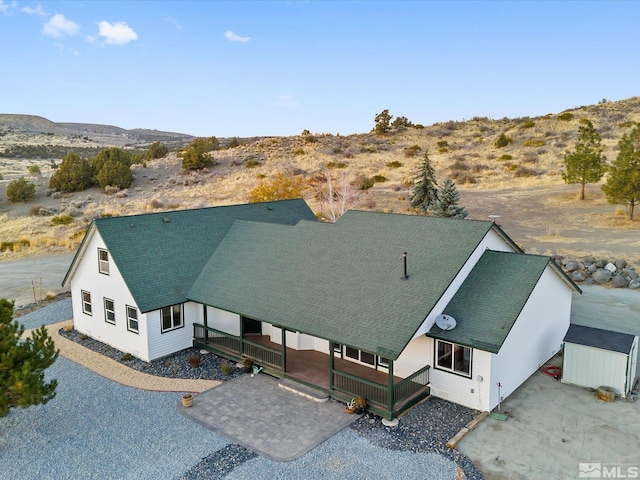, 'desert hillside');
1,97,639,265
